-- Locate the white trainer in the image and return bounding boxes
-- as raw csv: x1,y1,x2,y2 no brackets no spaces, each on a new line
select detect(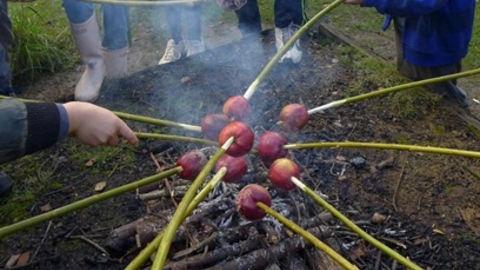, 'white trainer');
184,39,205,57
275,23,302,64
159,39,183,65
